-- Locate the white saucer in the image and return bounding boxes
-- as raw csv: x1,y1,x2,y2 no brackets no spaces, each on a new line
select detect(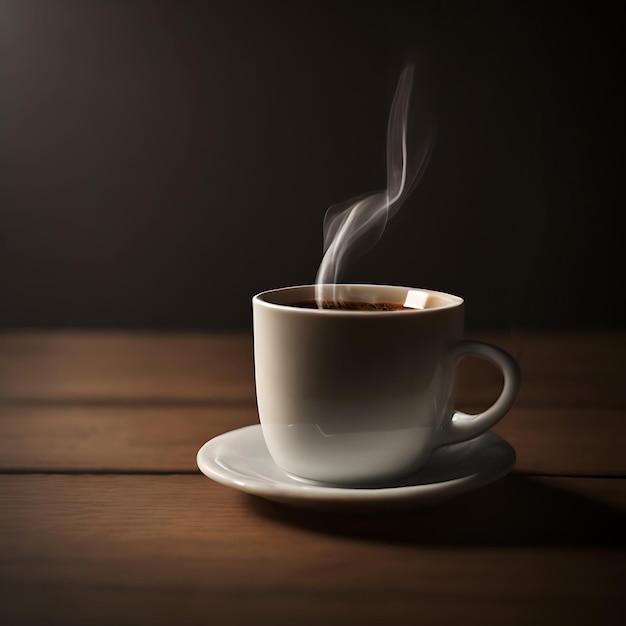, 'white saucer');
196,425,516,512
